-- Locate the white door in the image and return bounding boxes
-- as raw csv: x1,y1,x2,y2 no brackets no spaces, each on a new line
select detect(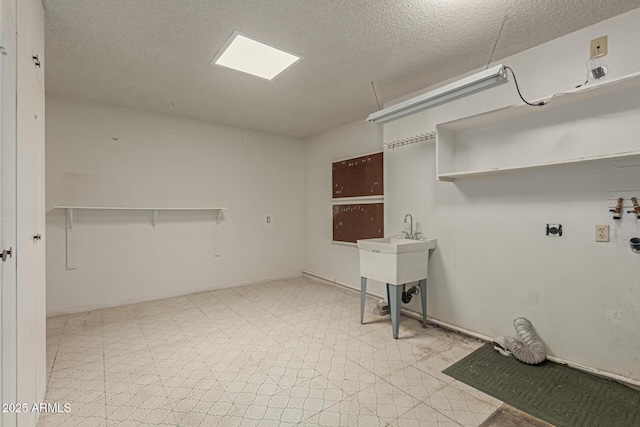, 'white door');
1,0,18,425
